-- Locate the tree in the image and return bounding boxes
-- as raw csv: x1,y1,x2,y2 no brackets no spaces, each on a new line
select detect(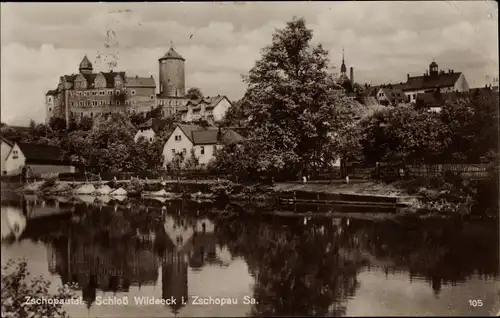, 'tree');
222,17,356,179
440,91,499,163
186,87,204,100
360,105,447,165
2,259,75,318
220,99,249,127
184,148,200,170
